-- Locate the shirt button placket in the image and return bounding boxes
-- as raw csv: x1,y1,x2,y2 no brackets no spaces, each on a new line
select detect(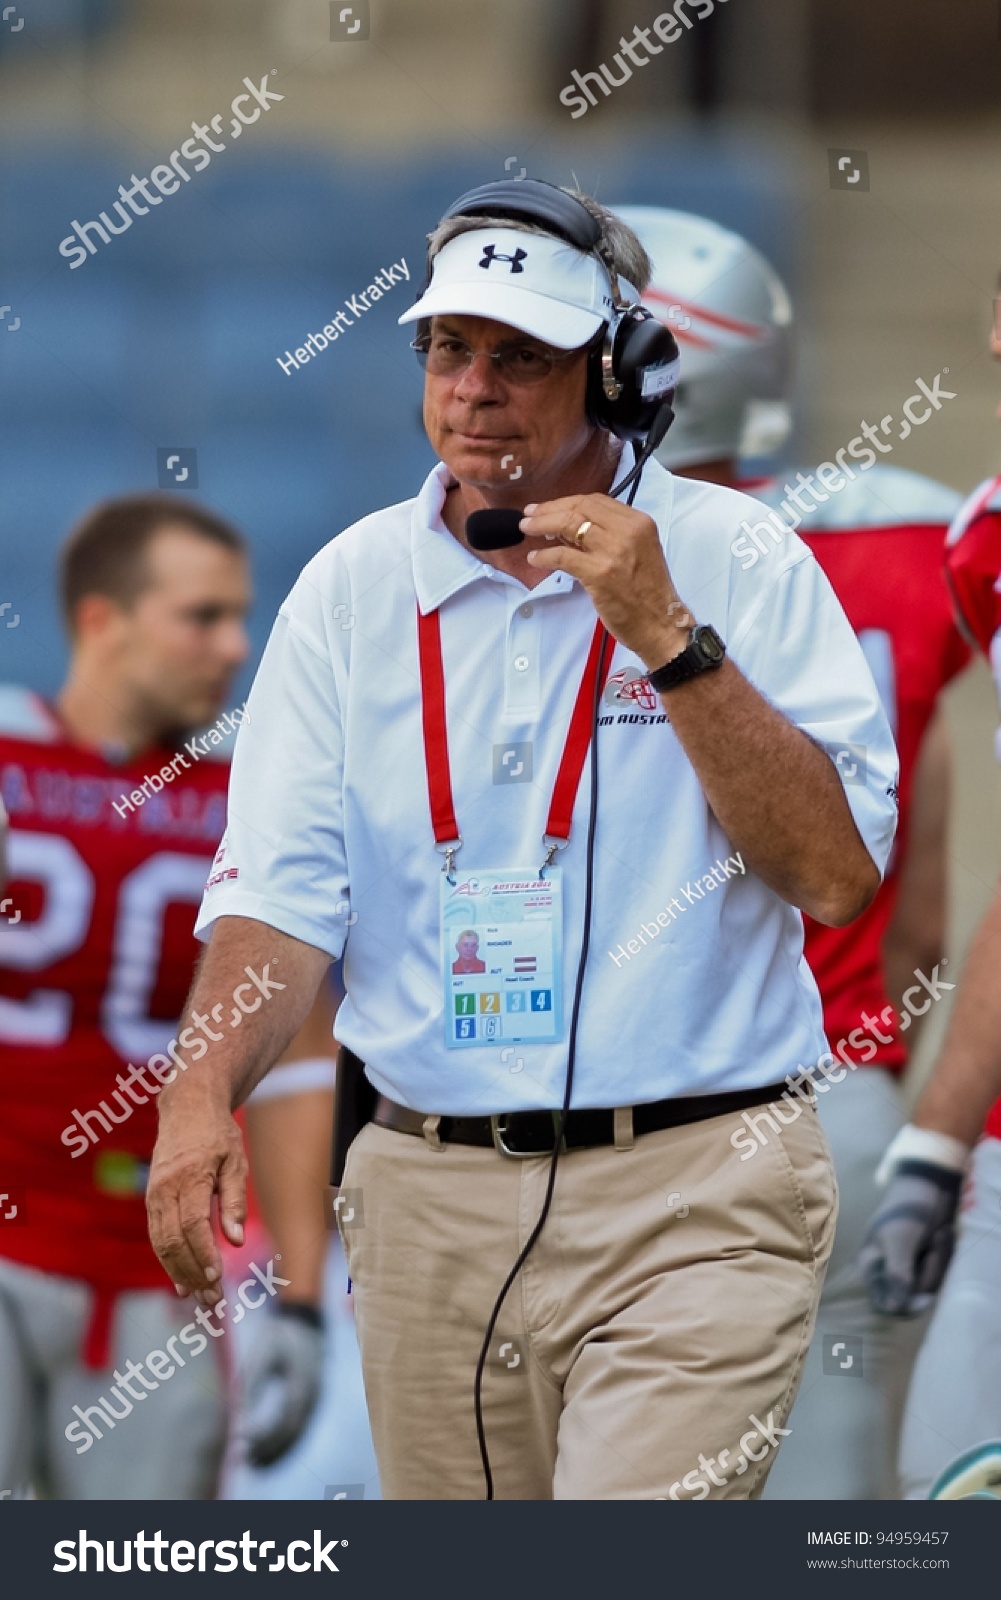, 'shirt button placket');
505,599,540,717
